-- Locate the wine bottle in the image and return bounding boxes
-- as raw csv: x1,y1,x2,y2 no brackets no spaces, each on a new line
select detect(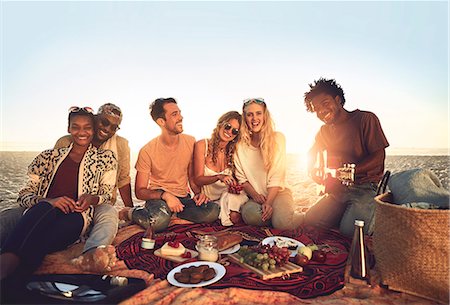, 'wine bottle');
344,220,371,286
